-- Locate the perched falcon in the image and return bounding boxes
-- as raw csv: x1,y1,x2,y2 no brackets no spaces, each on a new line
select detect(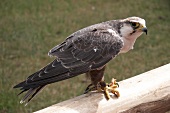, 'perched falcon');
14,17,147,105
